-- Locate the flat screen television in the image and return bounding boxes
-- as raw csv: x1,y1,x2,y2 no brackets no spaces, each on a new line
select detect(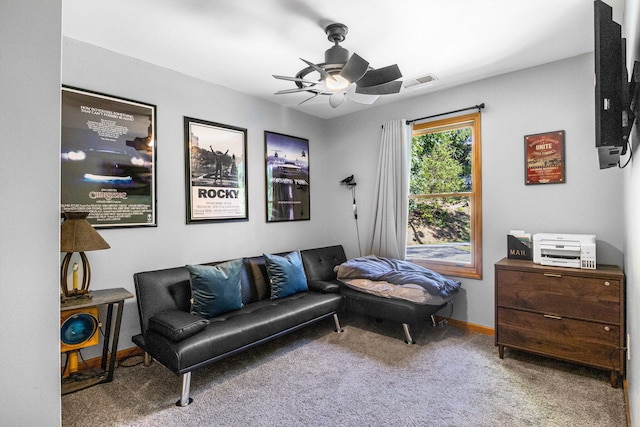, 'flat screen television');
594,0,627,169
594,0,633,169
